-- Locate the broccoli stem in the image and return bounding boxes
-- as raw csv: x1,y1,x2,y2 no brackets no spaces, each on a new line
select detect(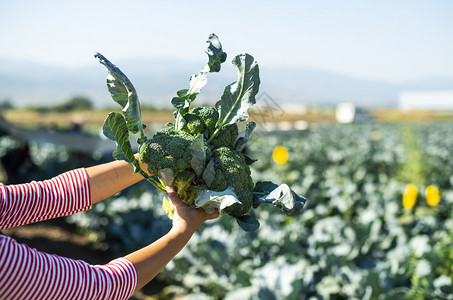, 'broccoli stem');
146,177,167,193
175,111,184,131
253,192,267,195
137,168,167,193
207,126,220,144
